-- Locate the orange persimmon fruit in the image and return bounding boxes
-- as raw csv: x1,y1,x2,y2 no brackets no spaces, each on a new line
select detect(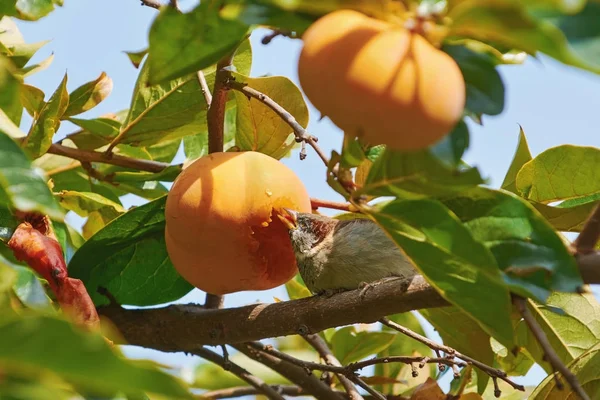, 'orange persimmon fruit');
165,151,311,295
297,9,465,151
